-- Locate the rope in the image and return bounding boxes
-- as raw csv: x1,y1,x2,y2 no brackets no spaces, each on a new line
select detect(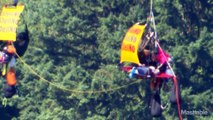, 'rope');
13,46,142,94
150,12,157,39
149,3,182,117
7,5,142,94
149,0,175,77
148,1,182,119
149,0,158,39
156,42,183,120
156,42,176,77
150,0,153,14
173,77,183,120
